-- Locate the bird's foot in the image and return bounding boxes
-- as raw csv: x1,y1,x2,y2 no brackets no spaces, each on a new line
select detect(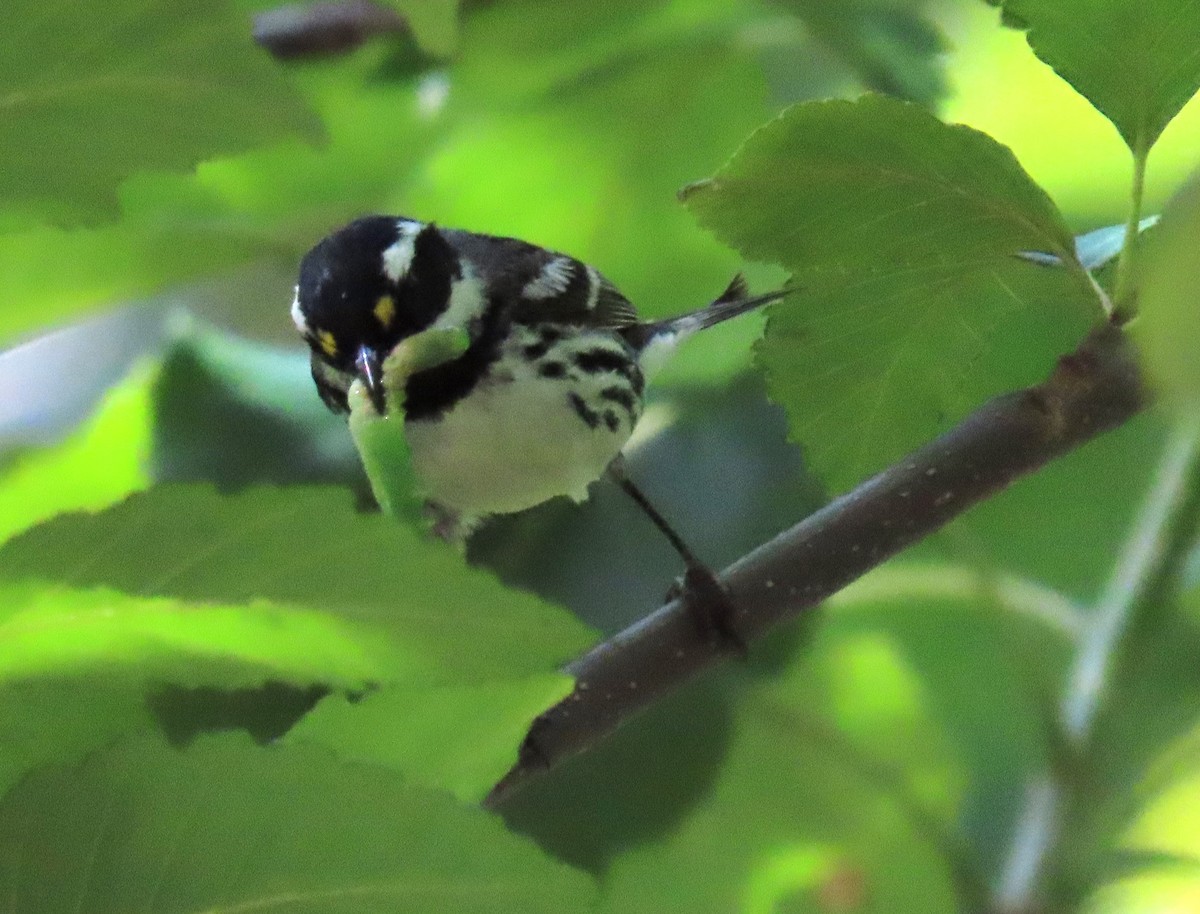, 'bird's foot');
668,565,747,656
423,500,475,549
